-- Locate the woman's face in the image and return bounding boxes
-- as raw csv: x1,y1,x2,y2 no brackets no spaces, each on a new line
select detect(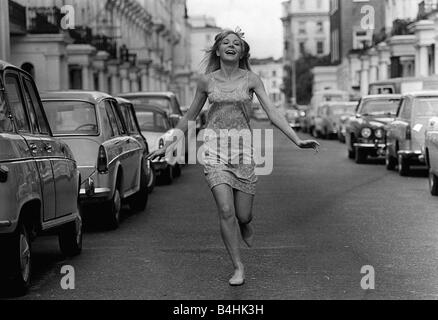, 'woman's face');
216,33,243,64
